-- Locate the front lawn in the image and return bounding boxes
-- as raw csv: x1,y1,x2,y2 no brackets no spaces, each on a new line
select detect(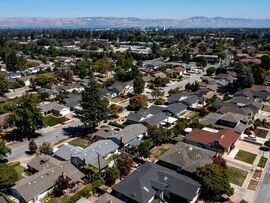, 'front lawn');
228,166,248,186
258,156,268,168
8,161,25,180
68,137,90,148
235,150,257,164
43,116,69,127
